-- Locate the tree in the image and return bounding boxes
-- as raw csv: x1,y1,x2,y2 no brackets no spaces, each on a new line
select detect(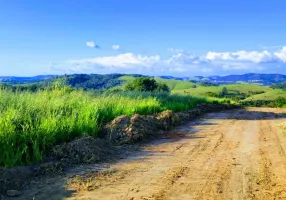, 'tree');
200,81,217,87
124,77,170,92
156,83,170,92
219,87,227,97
